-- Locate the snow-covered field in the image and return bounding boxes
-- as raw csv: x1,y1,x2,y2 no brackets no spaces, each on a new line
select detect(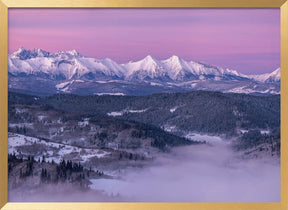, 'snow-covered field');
185,132,225,145
238,129,271,135
226,85,280,95
95,92,126,96
107,108,148,117
8,133,110,164
162,124,226,145
55,80,84,92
